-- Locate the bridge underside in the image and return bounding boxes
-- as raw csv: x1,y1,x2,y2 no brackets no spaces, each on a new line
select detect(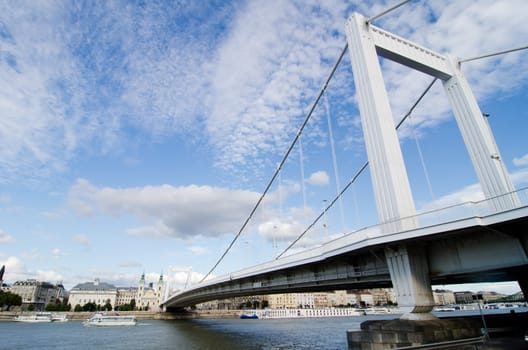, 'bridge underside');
164,215,528,310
